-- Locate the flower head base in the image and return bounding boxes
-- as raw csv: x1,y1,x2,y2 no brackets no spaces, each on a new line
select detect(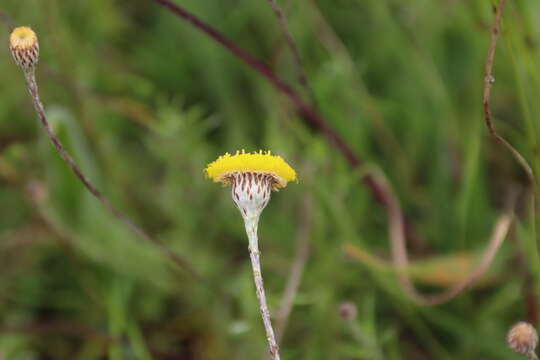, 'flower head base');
205,150,296,220
9,26,39,70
